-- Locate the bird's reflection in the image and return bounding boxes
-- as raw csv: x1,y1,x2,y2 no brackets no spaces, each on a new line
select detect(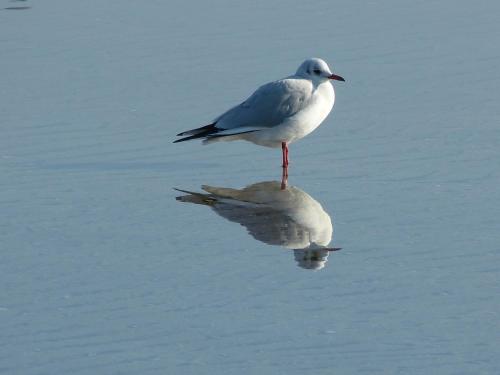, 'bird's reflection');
175,179,341,270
